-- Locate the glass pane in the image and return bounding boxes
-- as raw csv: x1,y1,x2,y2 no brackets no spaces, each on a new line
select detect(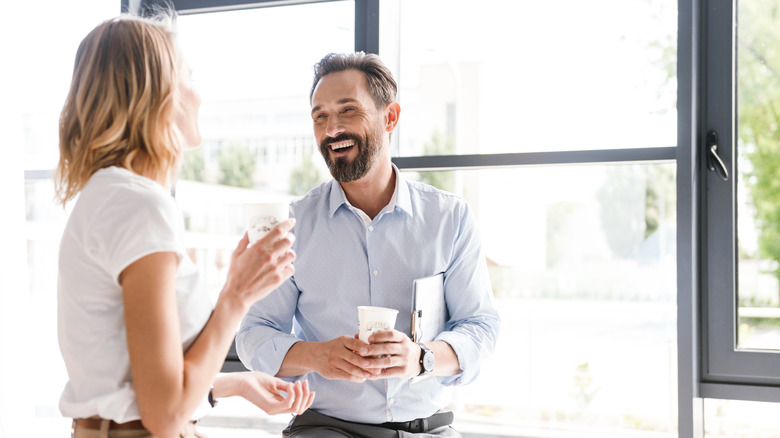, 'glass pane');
405,164,677,437
380,0,678,156
174,1,353,302
15,2,124,436
175,2,349,196
704,399,780,437
736,0,780,351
